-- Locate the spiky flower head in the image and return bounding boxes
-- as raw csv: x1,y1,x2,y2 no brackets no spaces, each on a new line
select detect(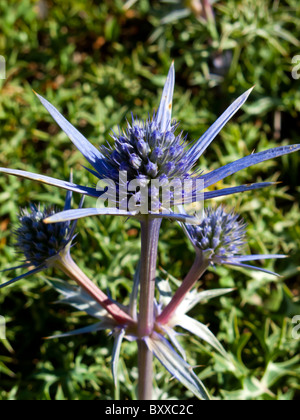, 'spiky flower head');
101,117,191,194
97,65,195,210
15,204,74,267
0,178,84,289
183,206,286,275
186,207,246,262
